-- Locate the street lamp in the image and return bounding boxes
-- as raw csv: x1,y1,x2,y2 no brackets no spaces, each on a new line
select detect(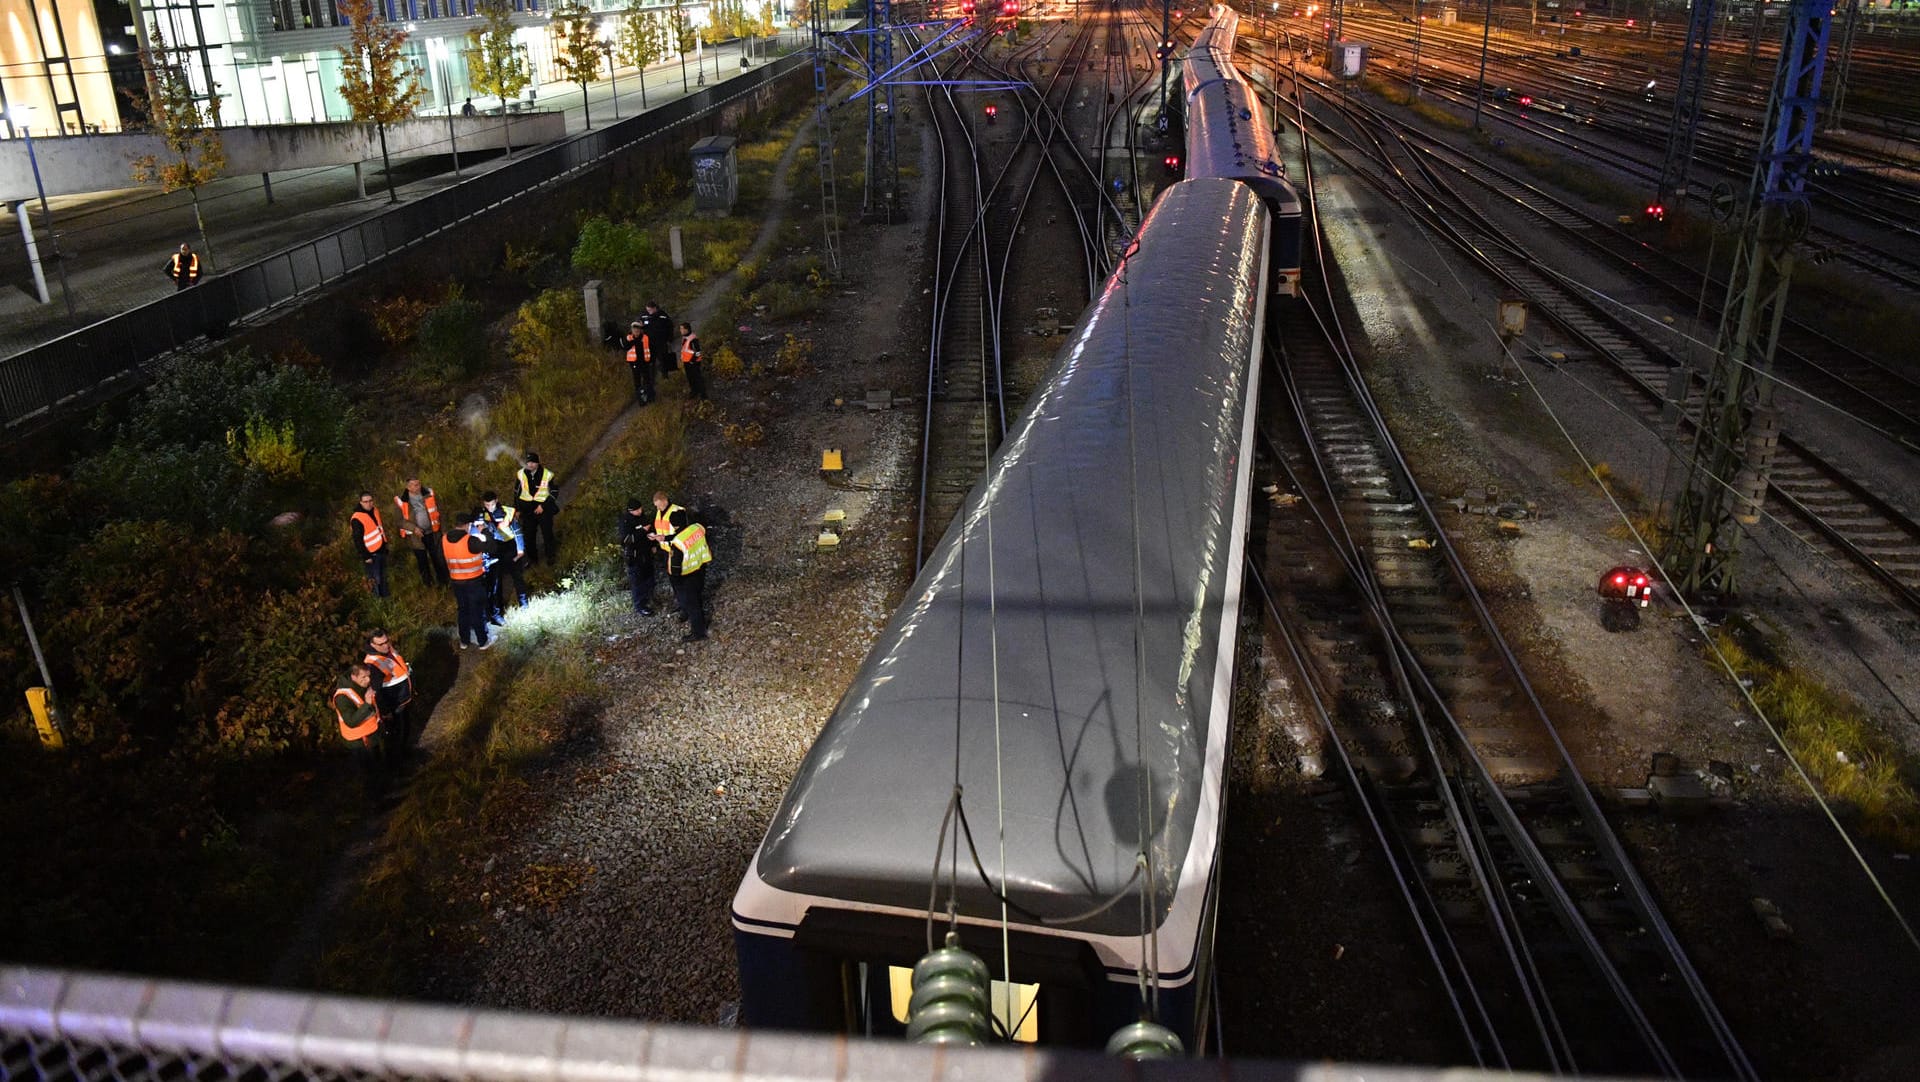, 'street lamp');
601,41,621,120
7,104,75,318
